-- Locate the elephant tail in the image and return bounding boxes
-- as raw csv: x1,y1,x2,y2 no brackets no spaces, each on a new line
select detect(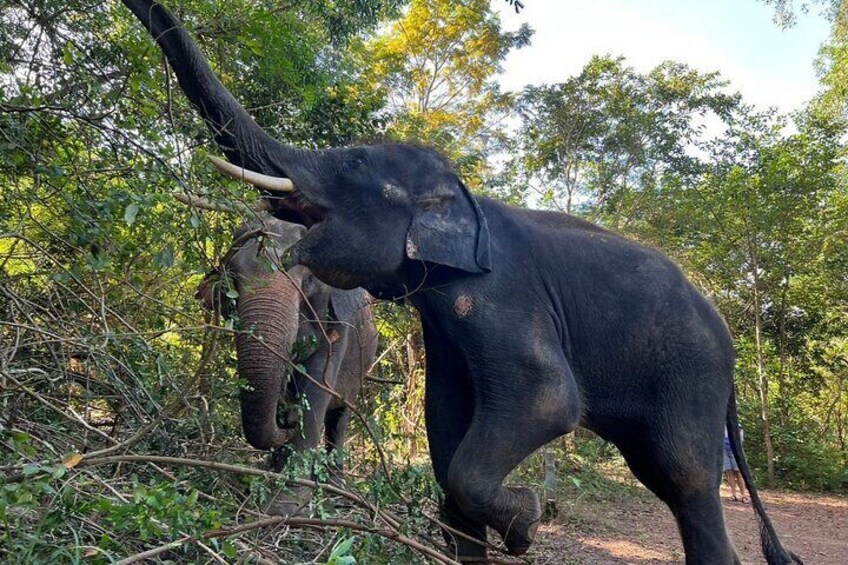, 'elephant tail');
726,389,803,565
